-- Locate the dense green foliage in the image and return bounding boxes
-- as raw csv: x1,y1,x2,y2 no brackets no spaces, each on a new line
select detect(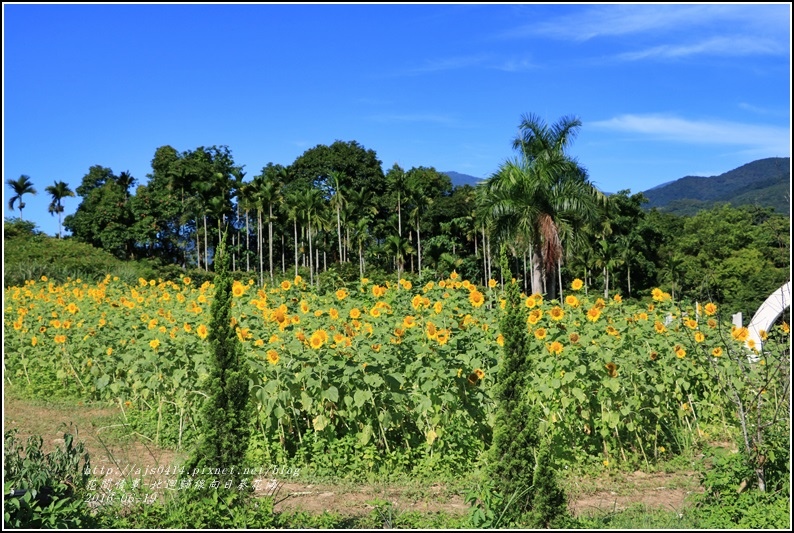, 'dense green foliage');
4,218,132,287
480,248,568,527
180,229,253,500
4,429,95,528
8,135,787,318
